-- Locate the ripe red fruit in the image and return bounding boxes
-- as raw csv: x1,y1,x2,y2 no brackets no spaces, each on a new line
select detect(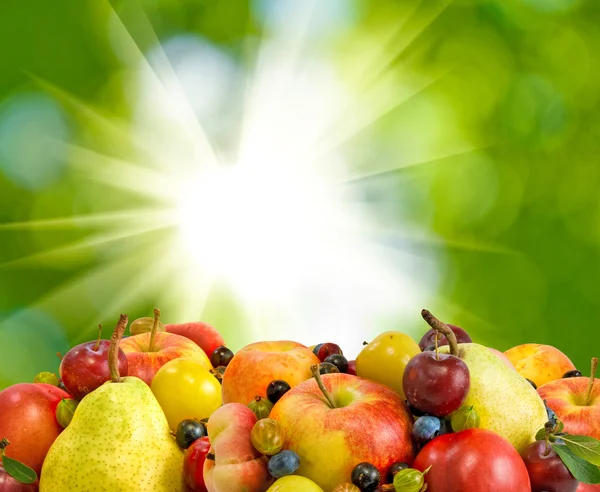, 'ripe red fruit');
316,343,343,362
59,327,128,401
183,436,211,491
0,464,38,491
414,428,532,492
418,324,472,351
521,440,579,492
347,360,357,376
402,350,470,417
